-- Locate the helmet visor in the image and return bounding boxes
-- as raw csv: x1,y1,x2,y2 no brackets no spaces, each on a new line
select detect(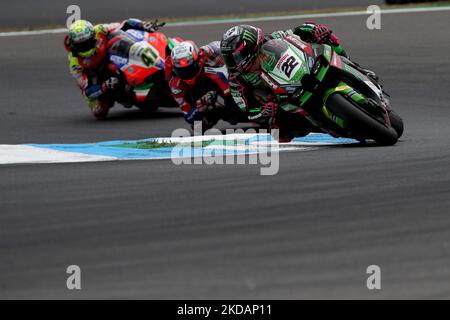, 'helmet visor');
174,61,200,80
224,49,248,70
223,42,258,74
74,37,96,57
